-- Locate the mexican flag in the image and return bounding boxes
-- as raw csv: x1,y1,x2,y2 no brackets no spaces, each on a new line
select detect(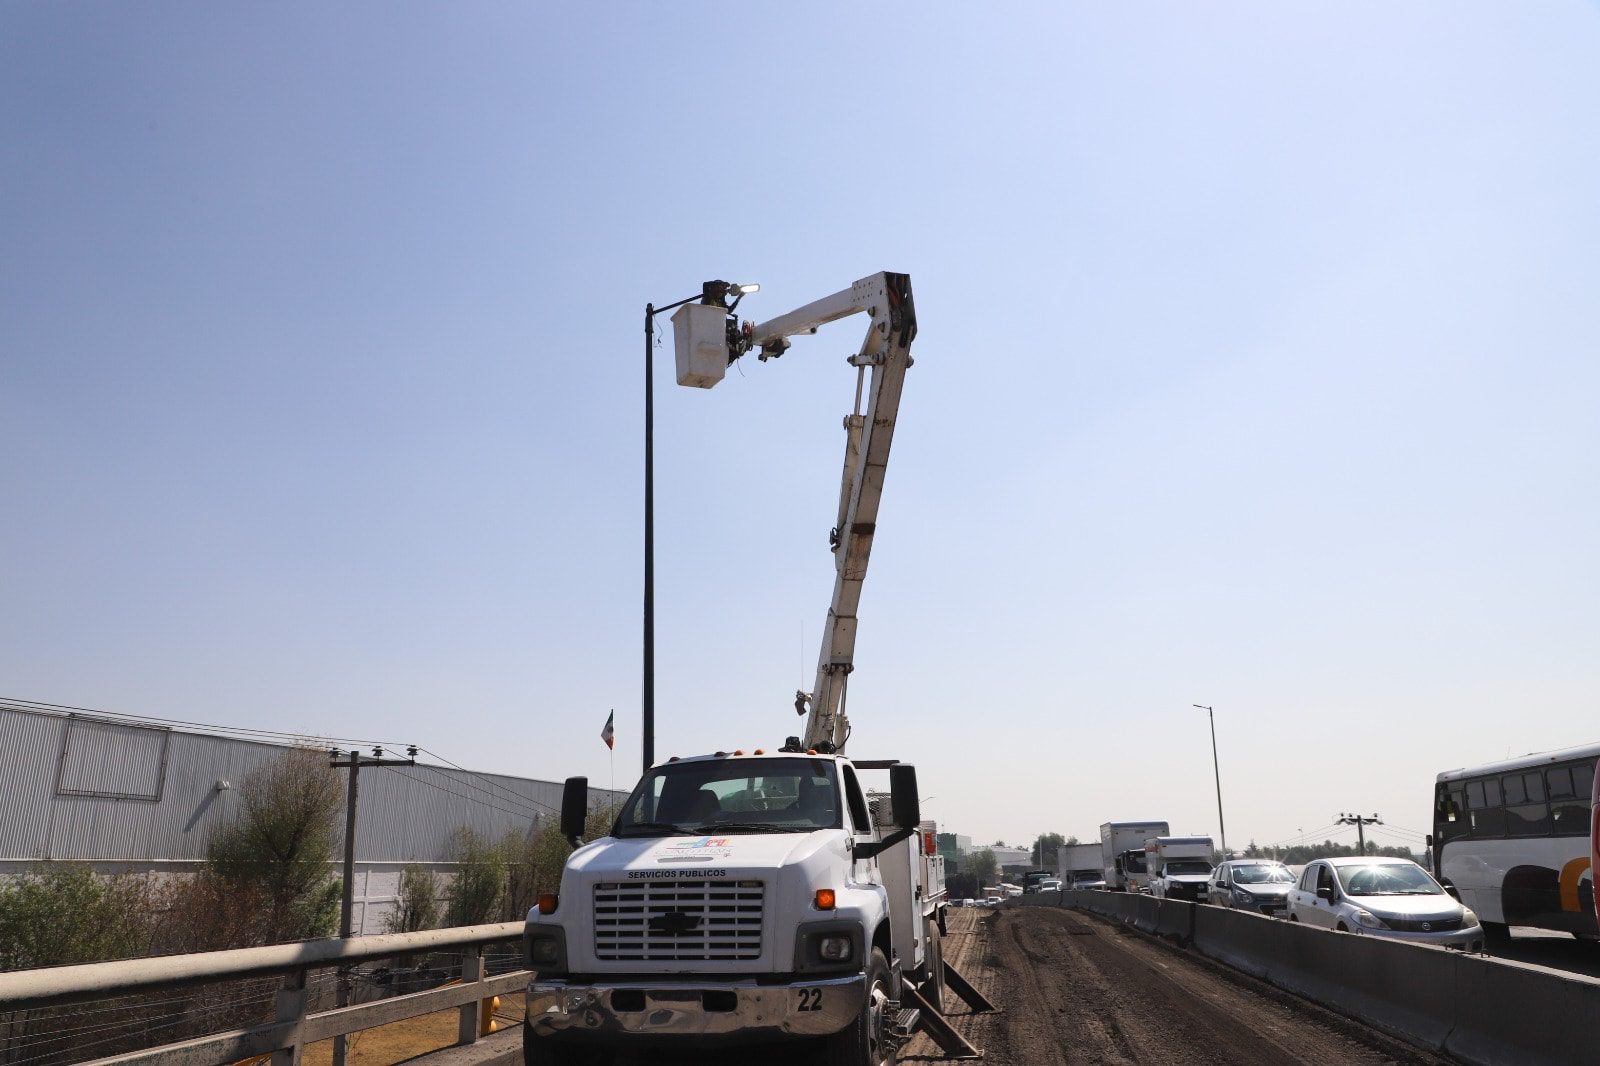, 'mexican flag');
601,709,615,751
